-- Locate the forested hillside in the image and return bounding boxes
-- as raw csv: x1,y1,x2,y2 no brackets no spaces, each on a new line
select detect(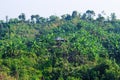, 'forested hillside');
0,10,120,80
